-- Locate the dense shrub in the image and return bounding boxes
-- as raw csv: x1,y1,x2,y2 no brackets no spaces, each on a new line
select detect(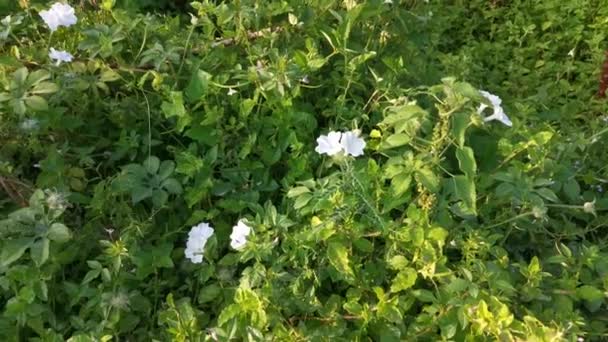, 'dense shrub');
1,0,607,340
